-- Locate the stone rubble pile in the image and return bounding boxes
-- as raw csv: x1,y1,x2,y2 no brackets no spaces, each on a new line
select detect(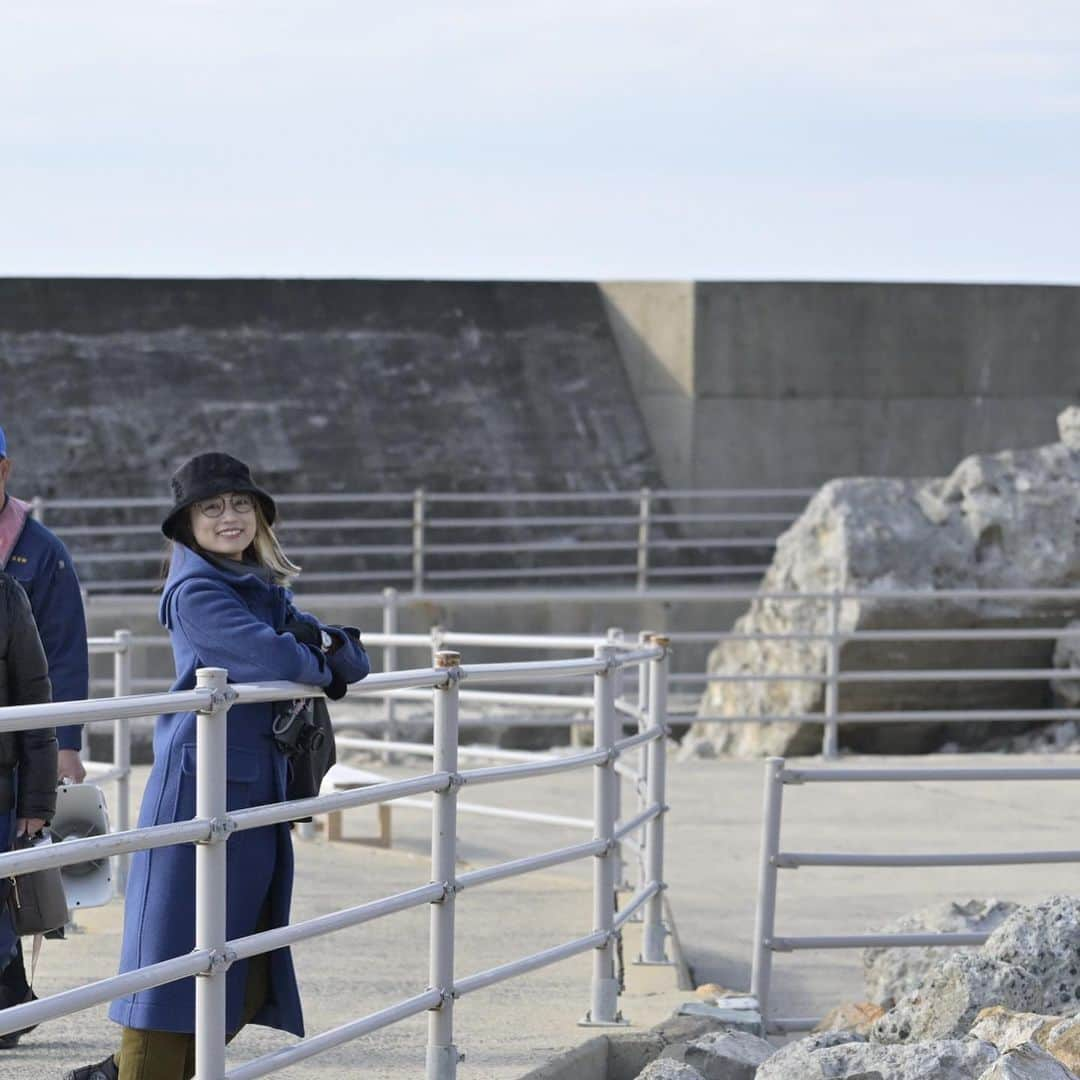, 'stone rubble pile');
627,895,1080,1080
686,407,1080,758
